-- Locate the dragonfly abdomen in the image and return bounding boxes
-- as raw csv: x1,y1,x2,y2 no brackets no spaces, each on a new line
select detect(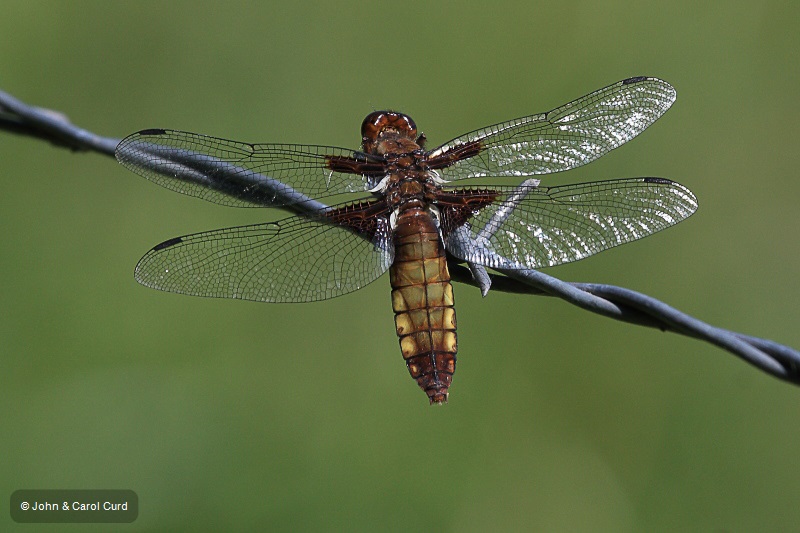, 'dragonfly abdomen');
389,206,457,404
